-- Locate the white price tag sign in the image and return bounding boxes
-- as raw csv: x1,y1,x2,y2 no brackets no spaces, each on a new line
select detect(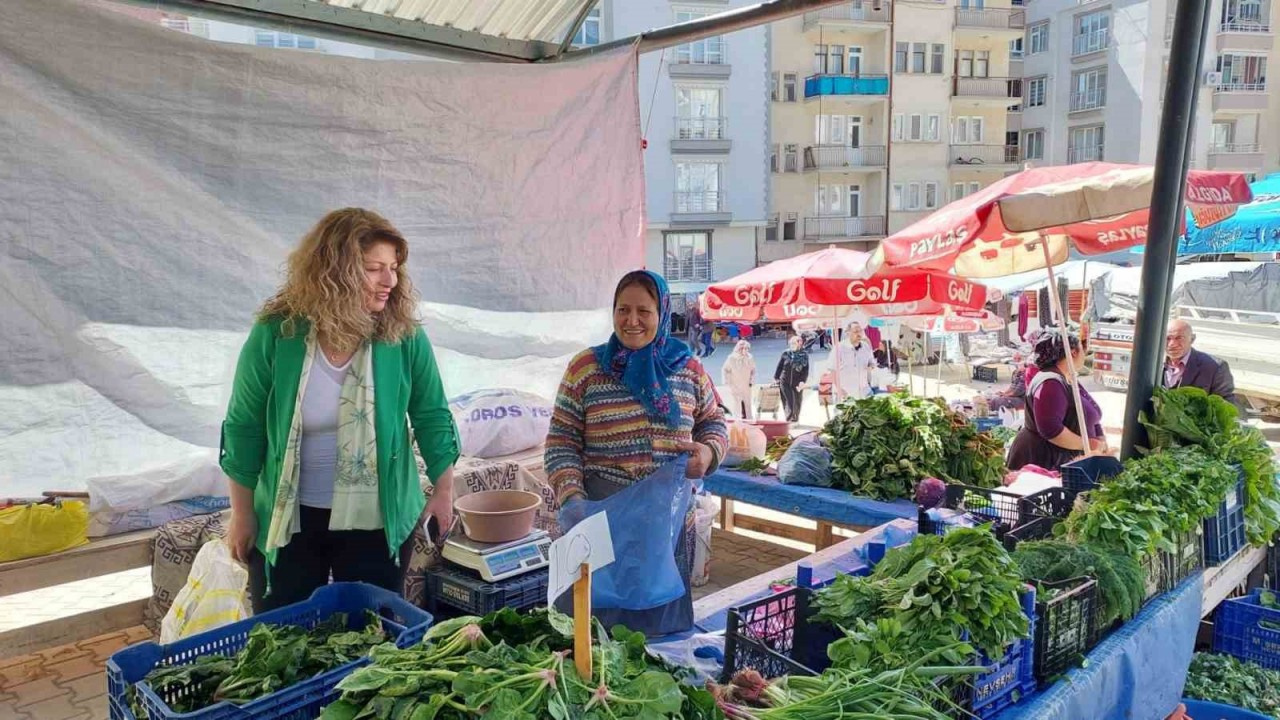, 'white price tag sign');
547,511,615,606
